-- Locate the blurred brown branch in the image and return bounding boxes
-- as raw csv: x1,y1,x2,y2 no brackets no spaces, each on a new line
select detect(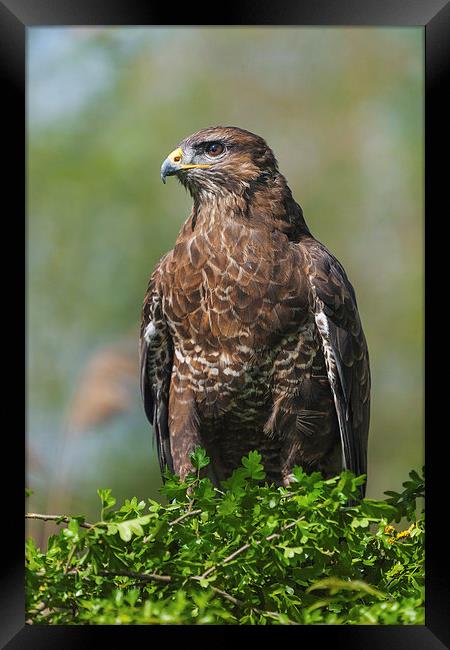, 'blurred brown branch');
65,338,138,433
